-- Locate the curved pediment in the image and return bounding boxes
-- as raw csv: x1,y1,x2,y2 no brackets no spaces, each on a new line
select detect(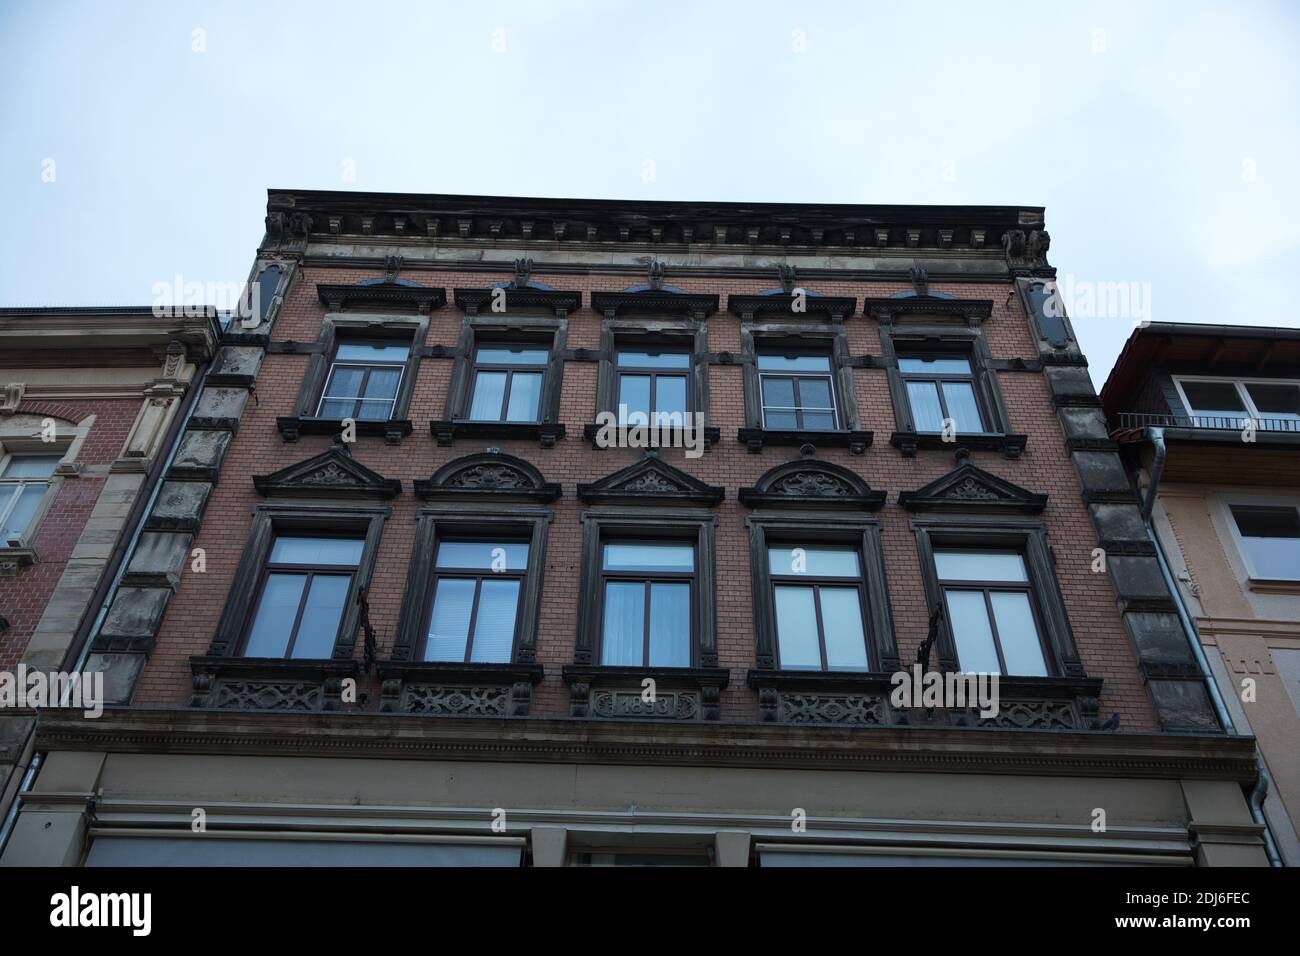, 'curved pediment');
577,451,723,506
738,449,885,510
252,445,402,499
414,451,560,502
897,450,1046,514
